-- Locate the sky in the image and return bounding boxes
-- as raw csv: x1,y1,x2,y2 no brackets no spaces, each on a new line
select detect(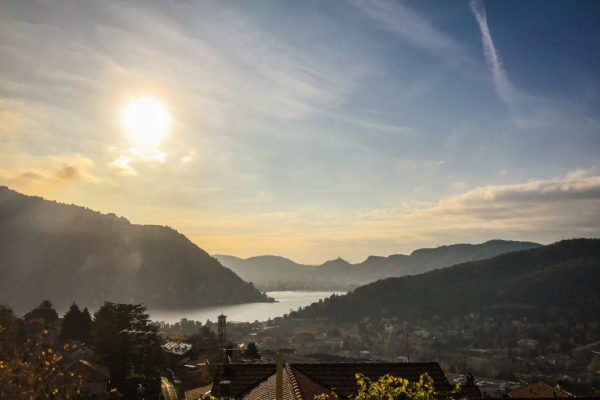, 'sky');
1,0,599,264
